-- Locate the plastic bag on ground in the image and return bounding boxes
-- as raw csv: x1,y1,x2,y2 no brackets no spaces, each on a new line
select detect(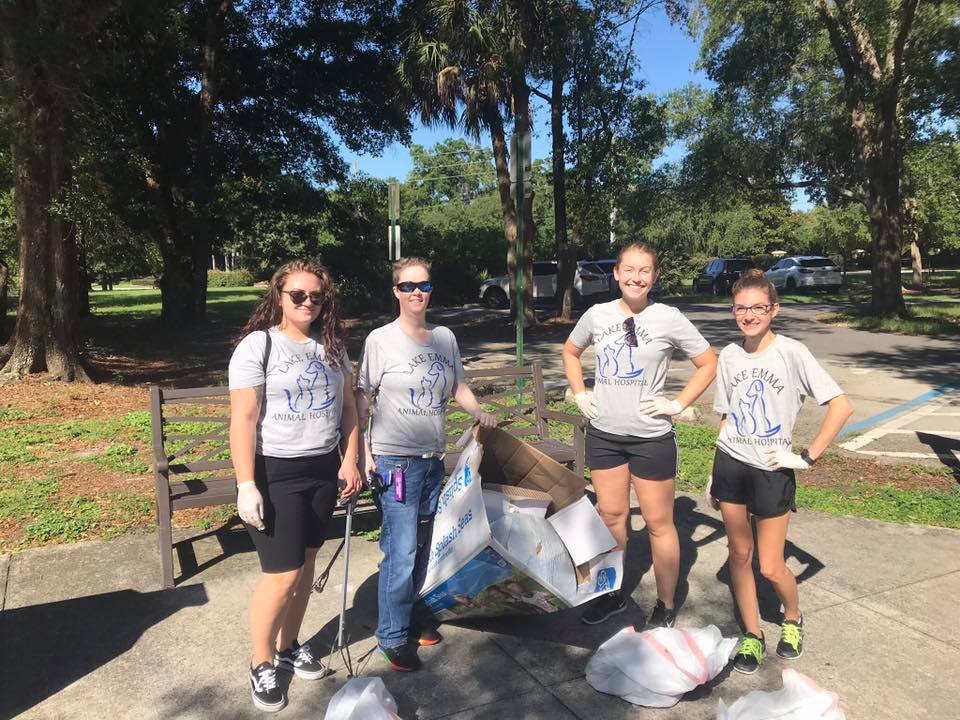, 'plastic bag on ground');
717,668,846,720
586,625,738,708
324,677,401,720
